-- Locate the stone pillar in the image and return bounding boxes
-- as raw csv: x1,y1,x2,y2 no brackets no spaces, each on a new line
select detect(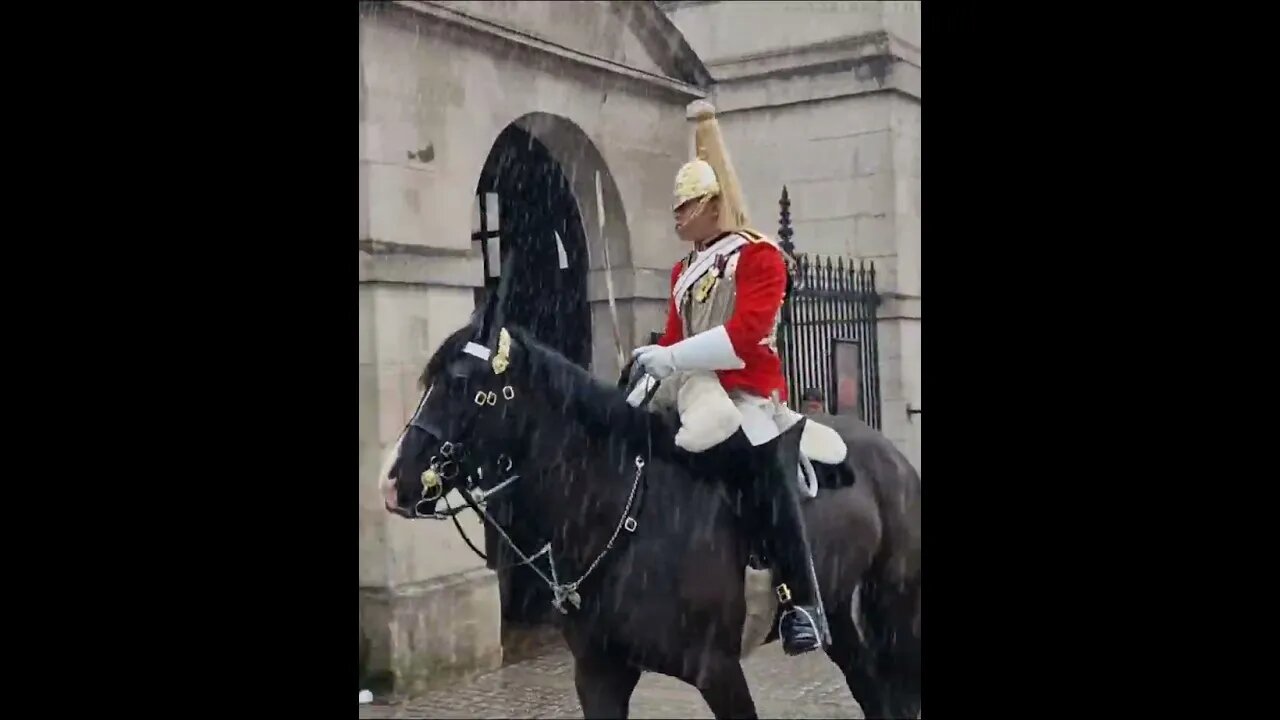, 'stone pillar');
360,6,506,689
874,94,921,472
358,250,503,694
